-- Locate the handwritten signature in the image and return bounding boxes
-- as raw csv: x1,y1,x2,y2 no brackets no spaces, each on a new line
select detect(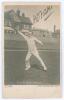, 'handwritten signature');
33,5,54,23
